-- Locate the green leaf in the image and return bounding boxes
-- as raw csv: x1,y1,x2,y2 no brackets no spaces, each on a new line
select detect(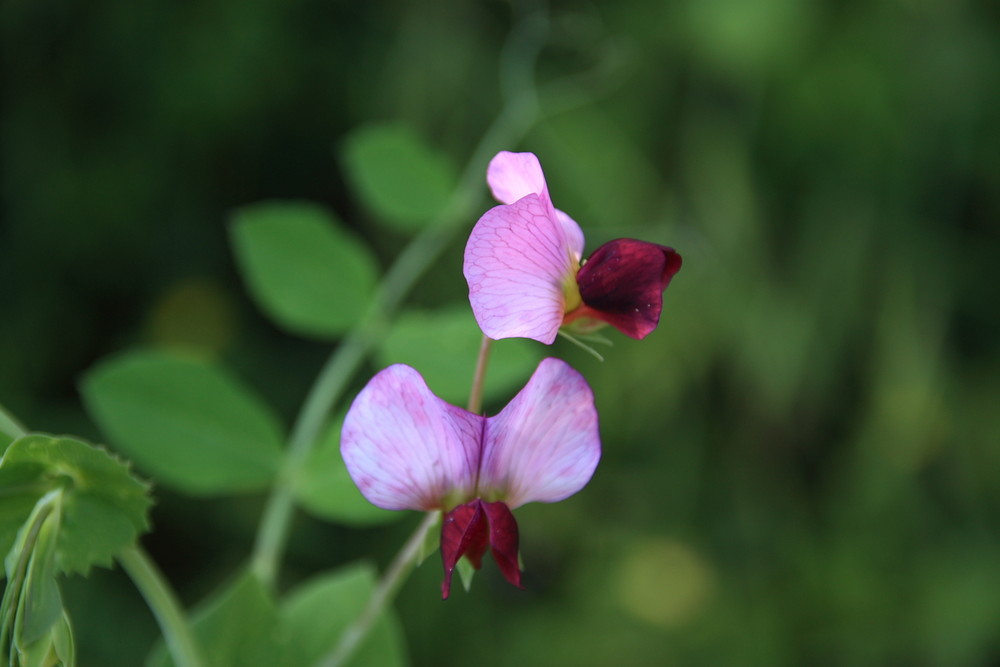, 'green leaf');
376,305,543,406
341,123,457,232
280,562,406,667
149,571,287,667
230,201,378,338
80,350,284,495
0,435,151,575
292,416,402,527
